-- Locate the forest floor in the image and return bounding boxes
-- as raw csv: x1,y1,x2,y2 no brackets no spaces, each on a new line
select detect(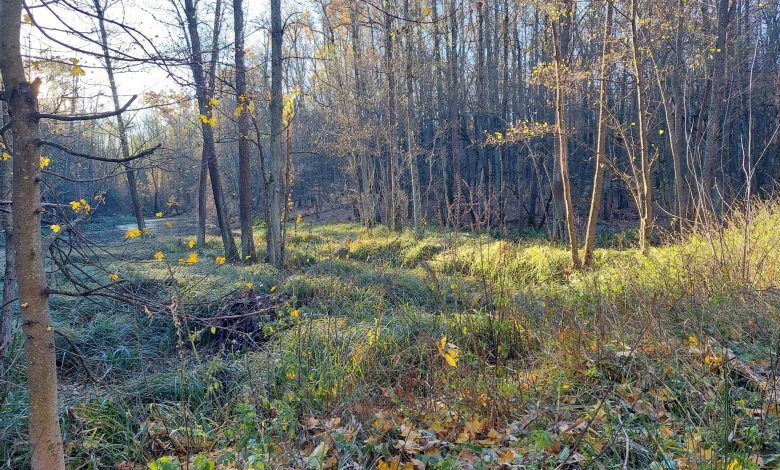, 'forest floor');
2,207,780,469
